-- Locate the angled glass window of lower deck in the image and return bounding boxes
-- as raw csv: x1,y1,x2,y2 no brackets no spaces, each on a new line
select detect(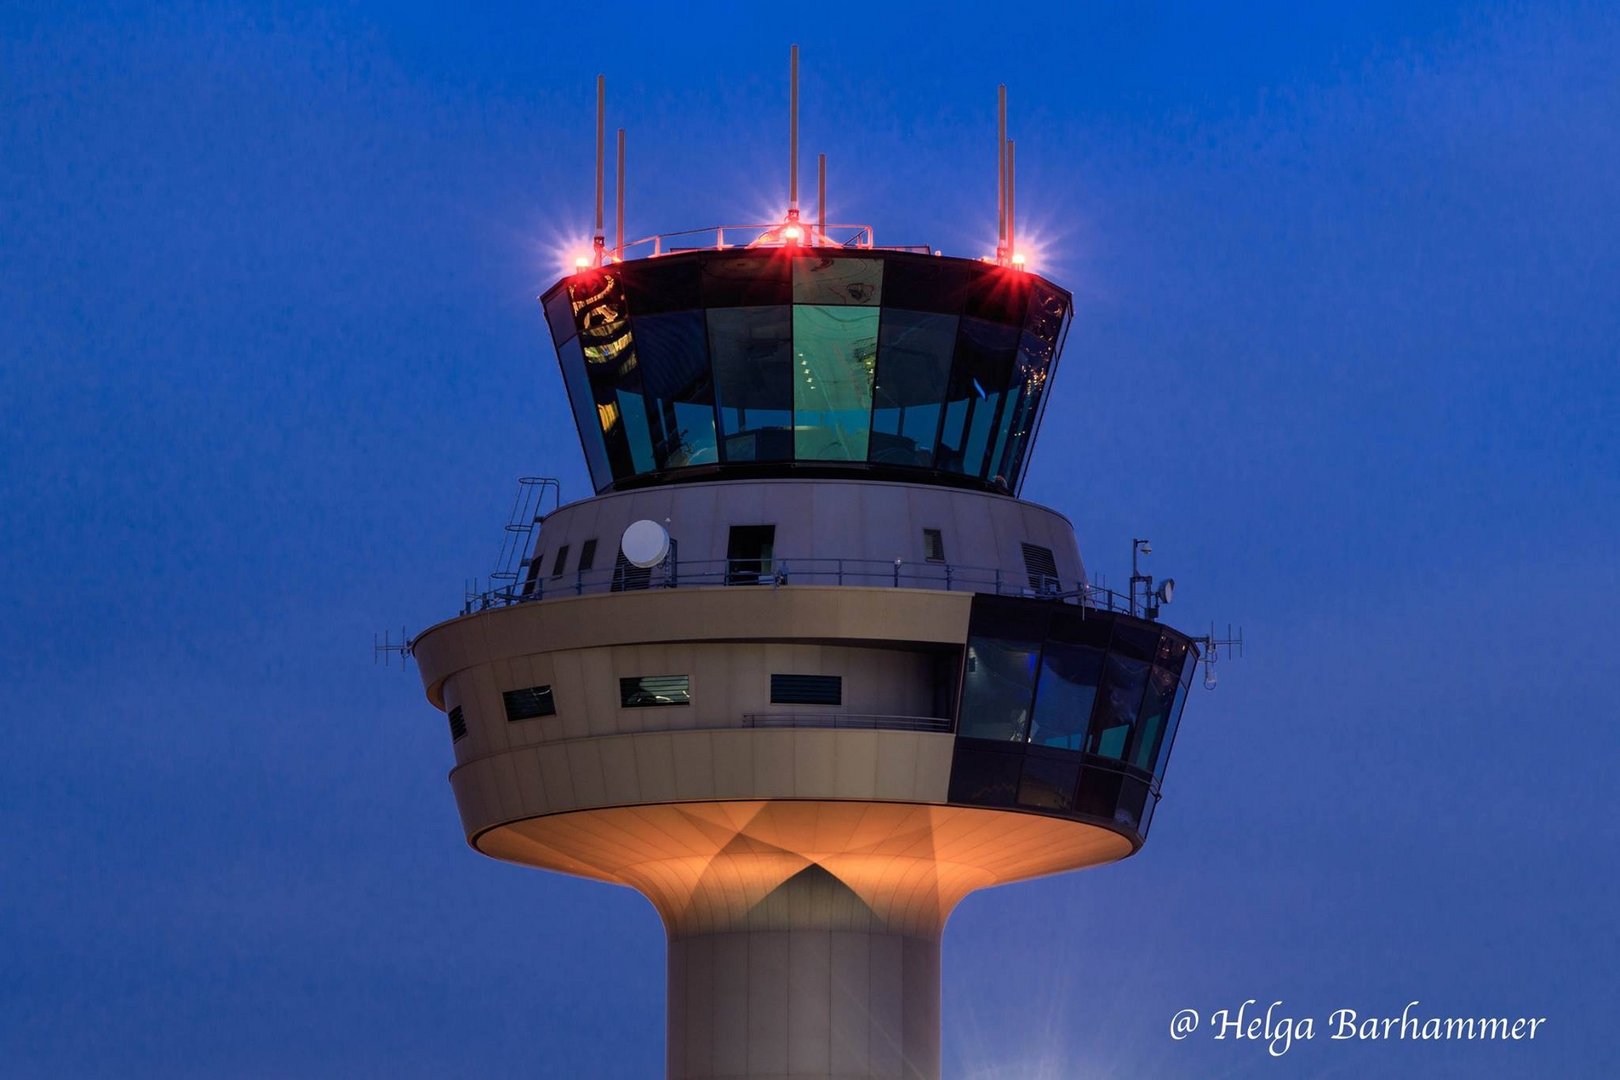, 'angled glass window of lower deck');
958,633,1041,742
1091,653,1150,760
1029,641,1105,750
